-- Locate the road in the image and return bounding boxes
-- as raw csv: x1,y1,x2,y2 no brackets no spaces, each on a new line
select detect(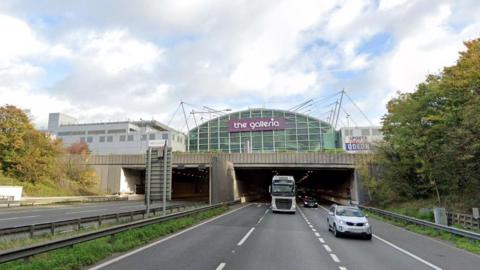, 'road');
91,203,480,270
0,200,192,228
